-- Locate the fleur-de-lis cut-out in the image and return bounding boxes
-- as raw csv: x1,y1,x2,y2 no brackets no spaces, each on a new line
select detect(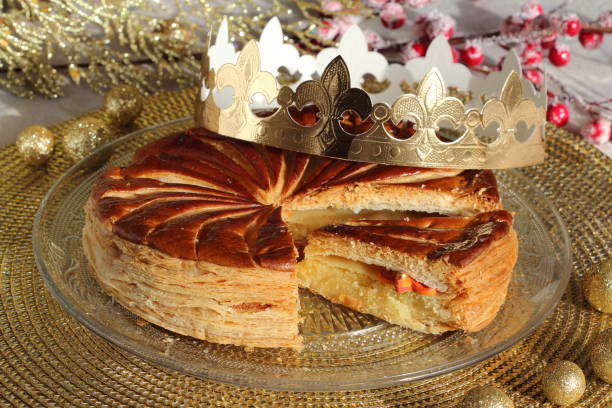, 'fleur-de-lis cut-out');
214,40,279,133
391,68,465,158
319,57,371,149
196,25,546,169
481,71,543,144
284,56,372,152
